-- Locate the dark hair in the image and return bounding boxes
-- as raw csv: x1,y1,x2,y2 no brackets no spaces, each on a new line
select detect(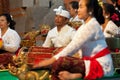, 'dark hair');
103,3,120,26
69,1,79,9
116,0,120,10
0,13,16,30
103,3,115,17
86,0,105,24
111,0,117,4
